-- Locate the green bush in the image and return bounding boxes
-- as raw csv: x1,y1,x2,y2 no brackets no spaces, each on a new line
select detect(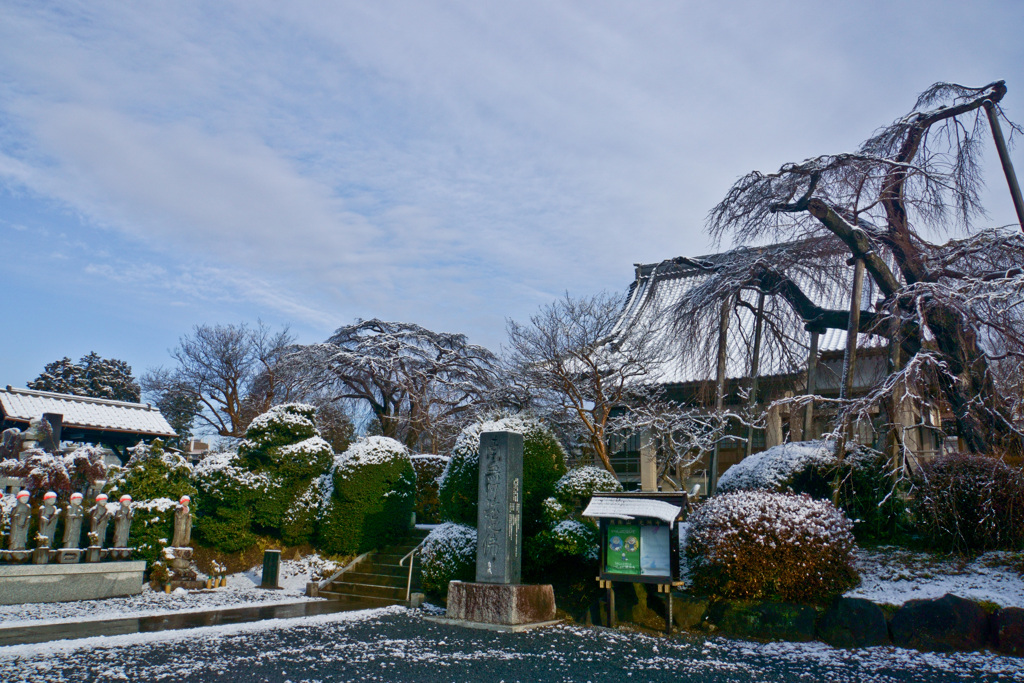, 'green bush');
438,415,567,535
281,474,331,546
411,455,449,524
192,451,274,552
687,490,858,603
554,466,623,510
107,440,197,502
420,522,477,597
912,453,1024,553
318,437,416,555
128,498,182,566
